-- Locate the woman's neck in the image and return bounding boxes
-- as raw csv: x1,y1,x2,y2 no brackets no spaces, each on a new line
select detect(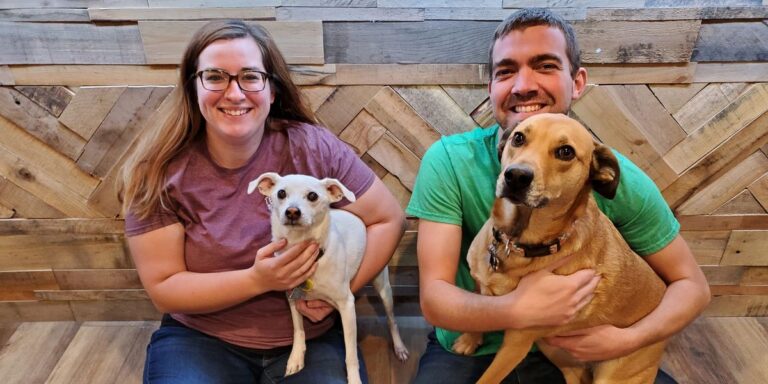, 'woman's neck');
205,127,265,169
